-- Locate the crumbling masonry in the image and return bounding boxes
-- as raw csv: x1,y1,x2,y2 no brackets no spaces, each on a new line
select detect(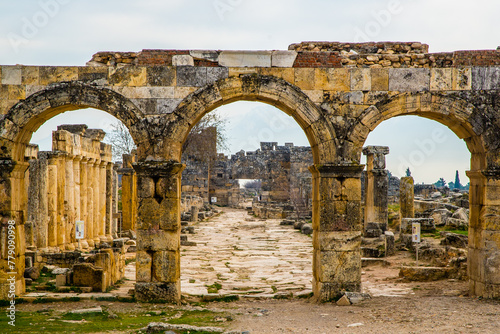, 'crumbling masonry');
2,41,500,301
